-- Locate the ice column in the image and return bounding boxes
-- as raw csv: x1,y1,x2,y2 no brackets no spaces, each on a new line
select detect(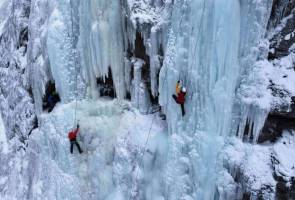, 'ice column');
159,0,272,199
47,0,84,102
147,29,161,97
28,0,53,114
233,0,273,142
131,58,150,114
132,59,143,108
78,0,126,99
